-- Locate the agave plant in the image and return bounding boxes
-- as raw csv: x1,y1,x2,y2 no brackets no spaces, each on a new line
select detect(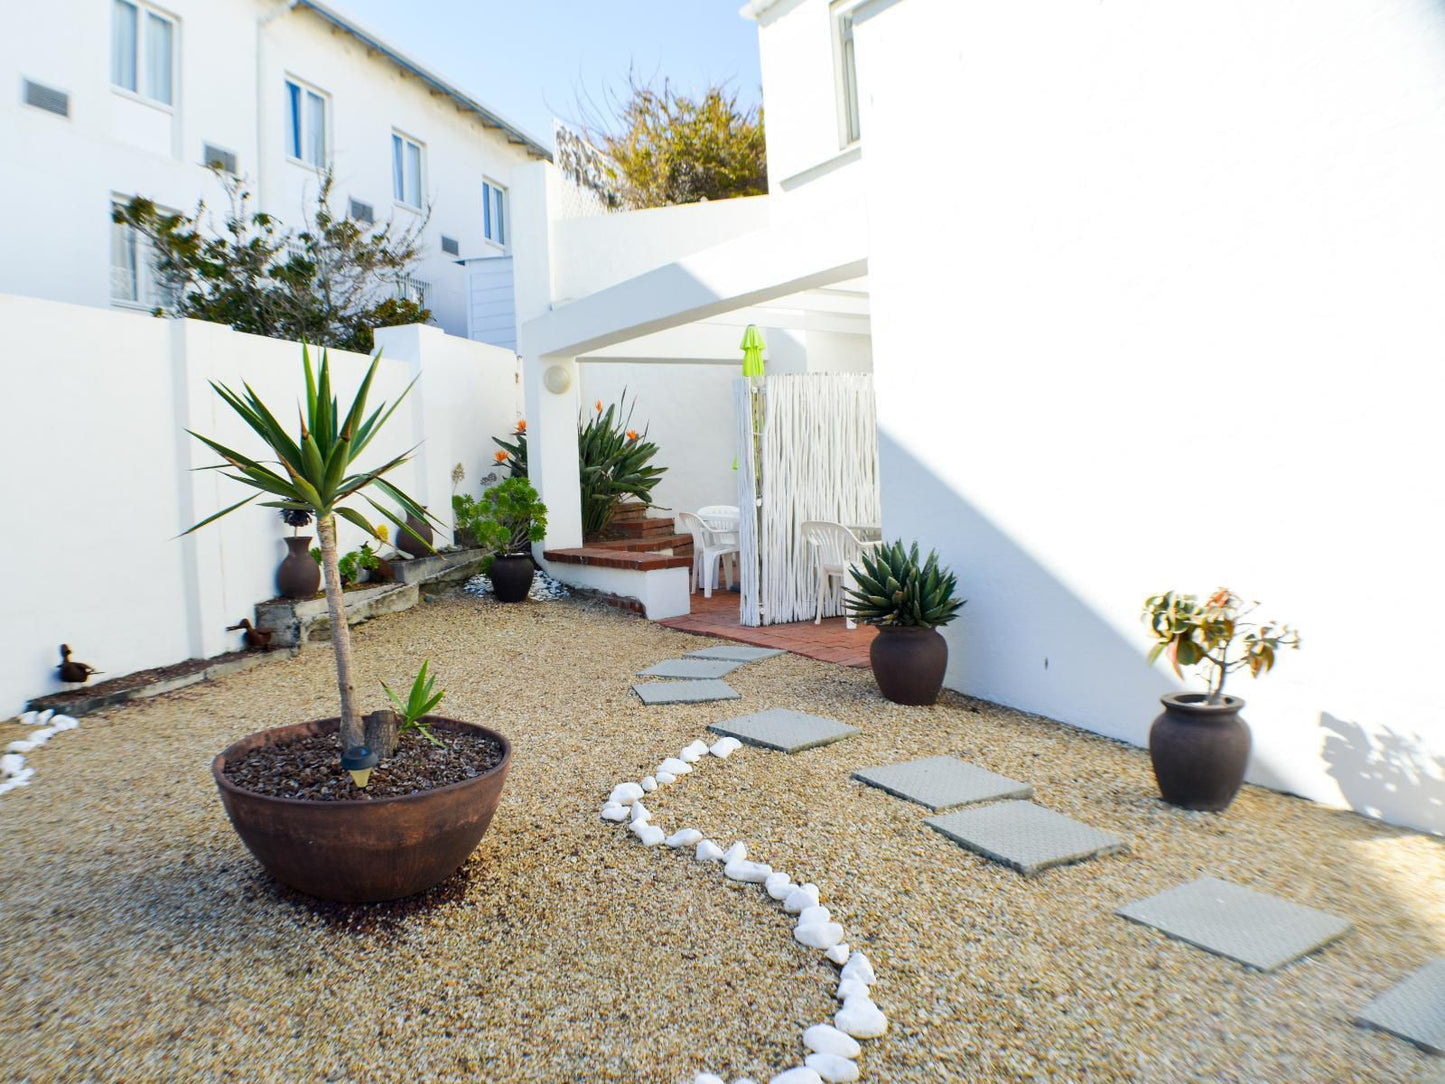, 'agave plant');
184,346,435,750
846,540,965,628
